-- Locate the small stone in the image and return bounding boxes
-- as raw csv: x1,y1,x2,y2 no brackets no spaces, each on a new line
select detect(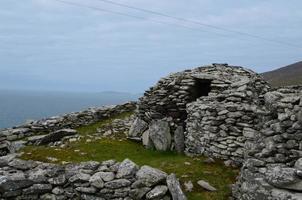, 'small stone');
197,180,217,191
184,181,194,192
